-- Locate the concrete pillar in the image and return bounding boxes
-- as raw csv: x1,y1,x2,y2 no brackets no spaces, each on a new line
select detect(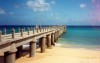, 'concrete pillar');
51,33,55,45
28,27,30,35
4,43,17,63
16,46,23,58
23,27,25,32
33,28,35,34
37,28,39,33
54,32,57,42
21,29,23,37
46,34,51,48
40,36,46,53
29,39,37,57
31,27,33,31
0,52,4,63
0,56,4,63
4,28,6,35
18,28,20,33
40,27,41,32
4,52,16,63
12,28,15,39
